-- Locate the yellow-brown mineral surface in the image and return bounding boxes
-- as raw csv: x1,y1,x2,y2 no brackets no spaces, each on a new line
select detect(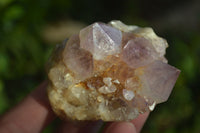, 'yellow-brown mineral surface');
46,20,180,121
